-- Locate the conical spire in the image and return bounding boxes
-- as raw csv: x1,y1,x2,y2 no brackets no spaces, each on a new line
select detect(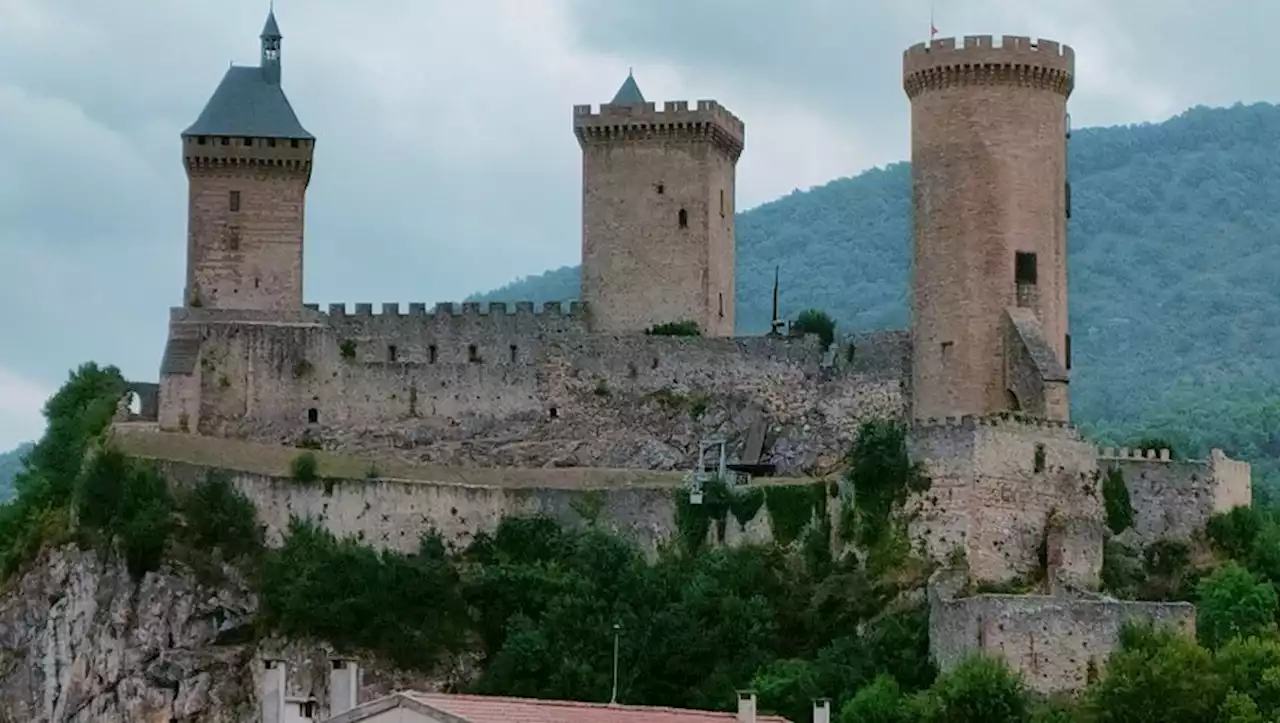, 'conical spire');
611,70,646,105
261,8,281,39
260,7,282,84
